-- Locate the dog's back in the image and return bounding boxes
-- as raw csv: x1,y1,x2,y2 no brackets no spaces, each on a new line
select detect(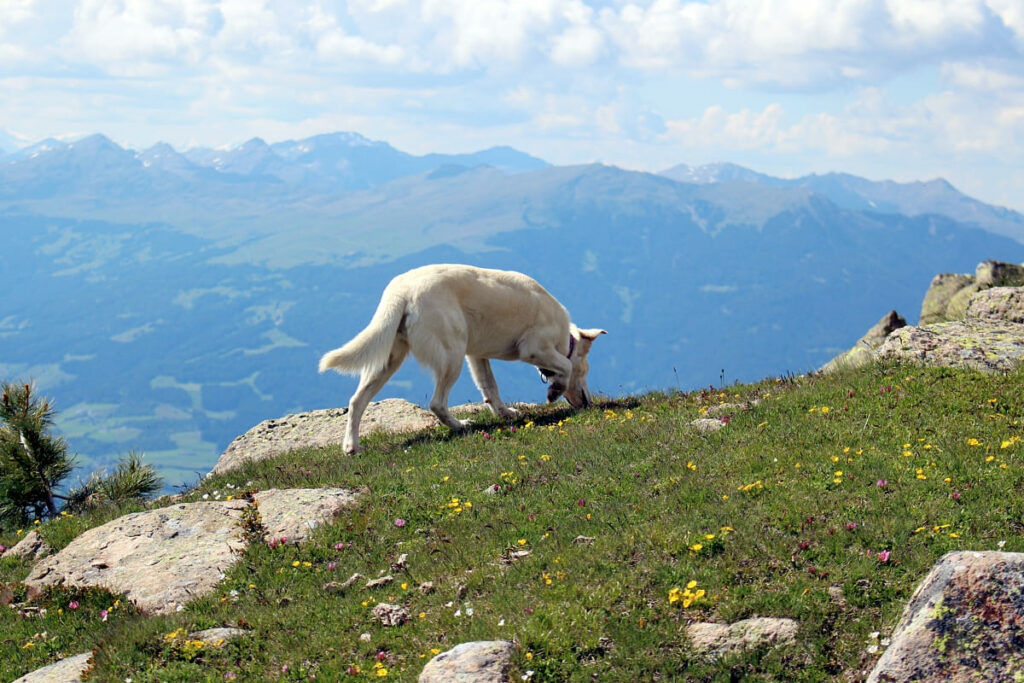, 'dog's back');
394,265,570,360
